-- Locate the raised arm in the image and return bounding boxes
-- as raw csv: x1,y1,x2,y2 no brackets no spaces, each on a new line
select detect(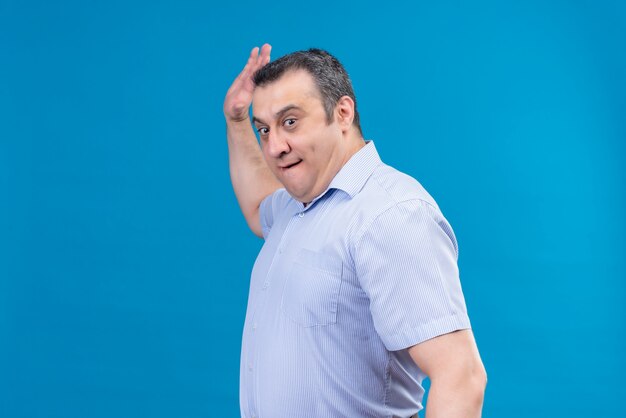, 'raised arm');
224,44,282,238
